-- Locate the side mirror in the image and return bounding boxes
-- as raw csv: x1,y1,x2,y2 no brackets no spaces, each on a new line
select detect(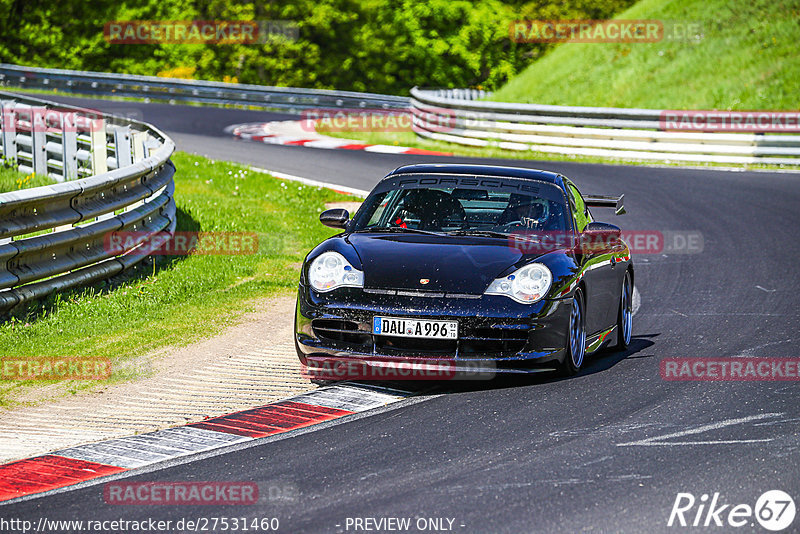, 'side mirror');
320,208,350,229
579,222,622,254
584,221,621,236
